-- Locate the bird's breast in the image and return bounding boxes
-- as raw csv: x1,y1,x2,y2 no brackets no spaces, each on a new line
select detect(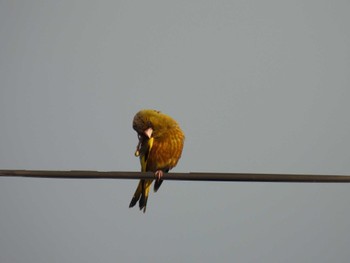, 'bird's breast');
146,128,184,172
